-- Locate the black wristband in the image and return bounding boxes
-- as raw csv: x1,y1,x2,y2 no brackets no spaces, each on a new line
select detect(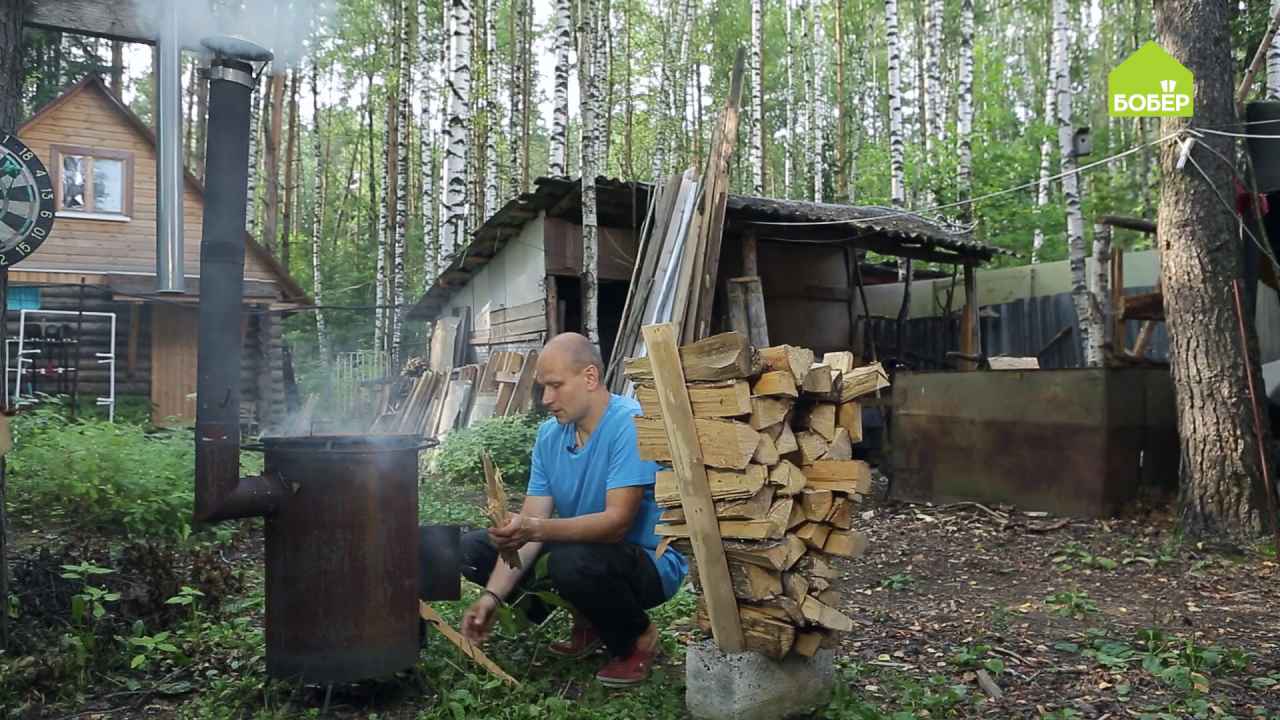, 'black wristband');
484,589,504,605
